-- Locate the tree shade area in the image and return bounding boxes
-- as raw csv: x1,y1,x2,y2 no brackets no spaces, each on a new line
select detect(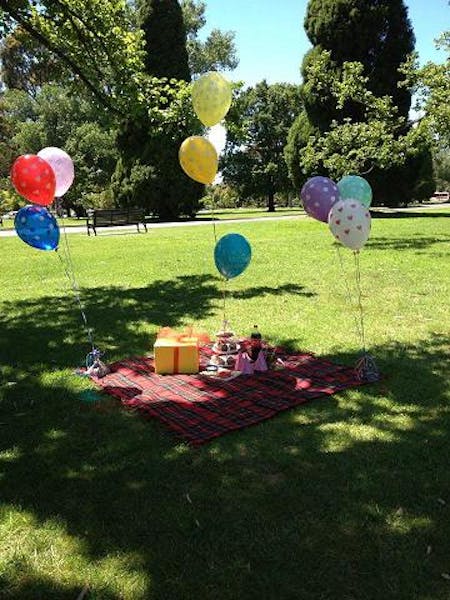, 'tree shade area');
285,0,435,207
